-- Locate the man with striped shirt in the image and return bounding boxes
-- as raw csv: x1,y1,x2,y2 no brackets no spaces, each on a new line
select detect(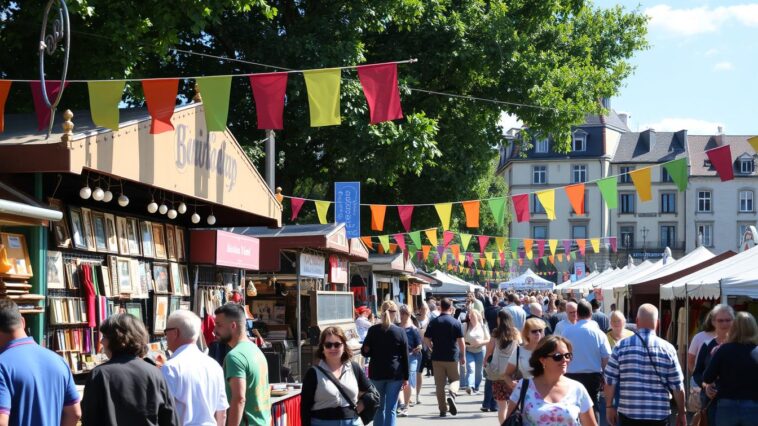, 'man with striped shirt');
604,304,686,426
